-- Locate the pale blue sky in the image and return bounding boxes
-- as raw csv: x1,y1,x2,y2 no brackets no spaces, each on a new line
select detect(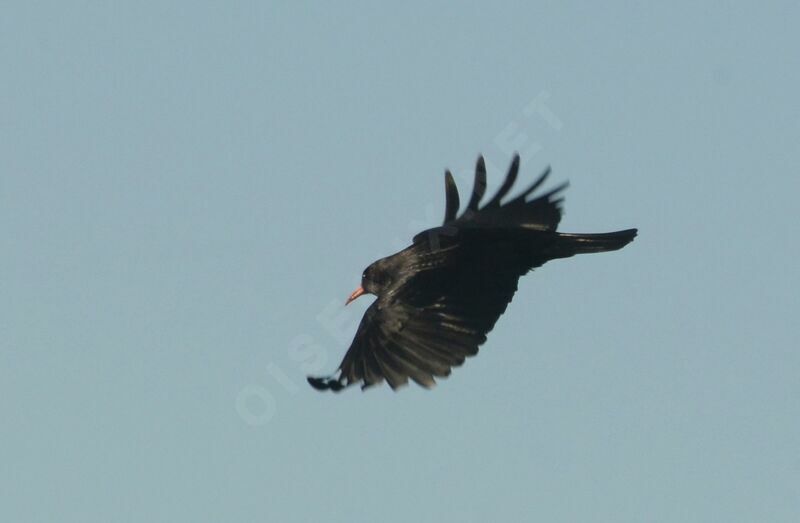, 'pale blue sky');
2,2,799,522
